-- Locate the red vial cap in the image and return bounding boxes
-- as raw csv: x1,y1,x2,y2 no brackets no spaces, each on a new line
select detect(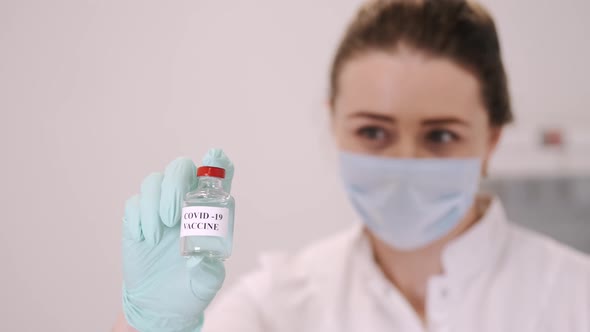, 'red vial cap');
197,166,225,179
